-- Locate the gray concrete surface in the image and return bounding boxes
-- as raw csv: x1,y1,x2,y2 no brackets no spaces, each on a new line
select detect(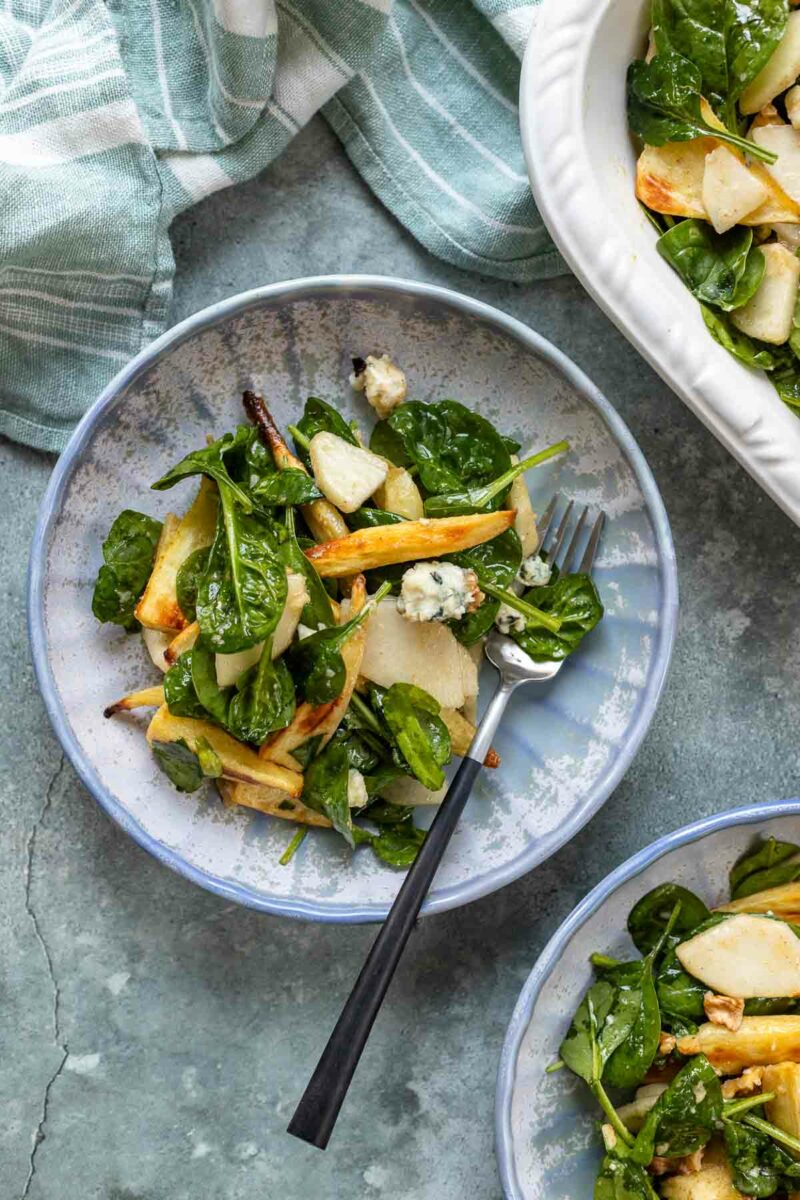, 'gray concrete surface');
5,118,800,1200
